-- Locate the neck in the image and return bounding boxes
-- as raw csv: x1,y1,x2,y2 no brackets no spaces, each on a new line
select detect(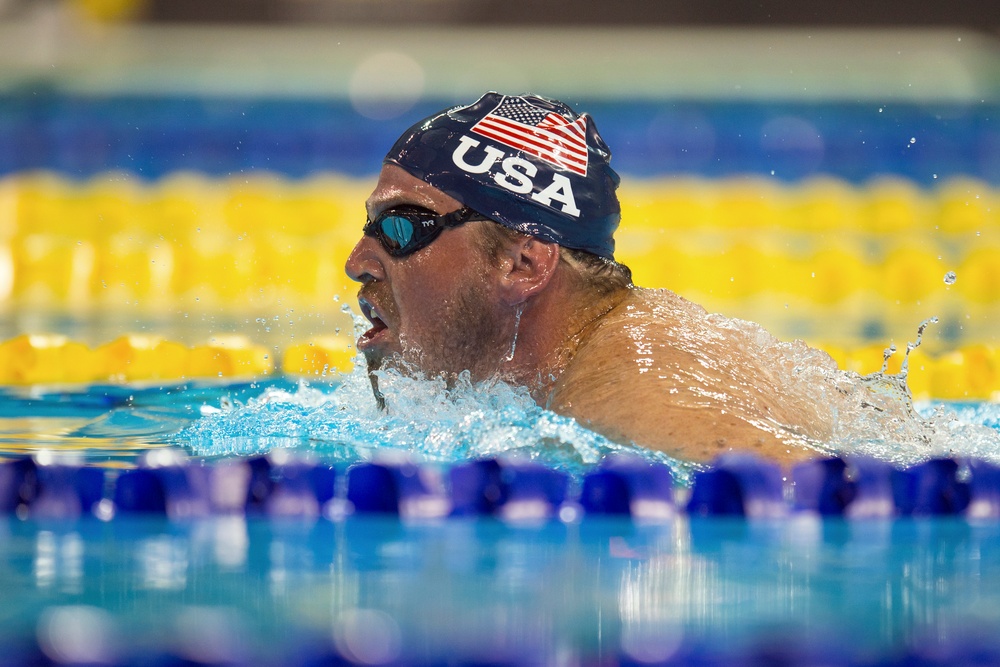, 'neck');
499,279,630,401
